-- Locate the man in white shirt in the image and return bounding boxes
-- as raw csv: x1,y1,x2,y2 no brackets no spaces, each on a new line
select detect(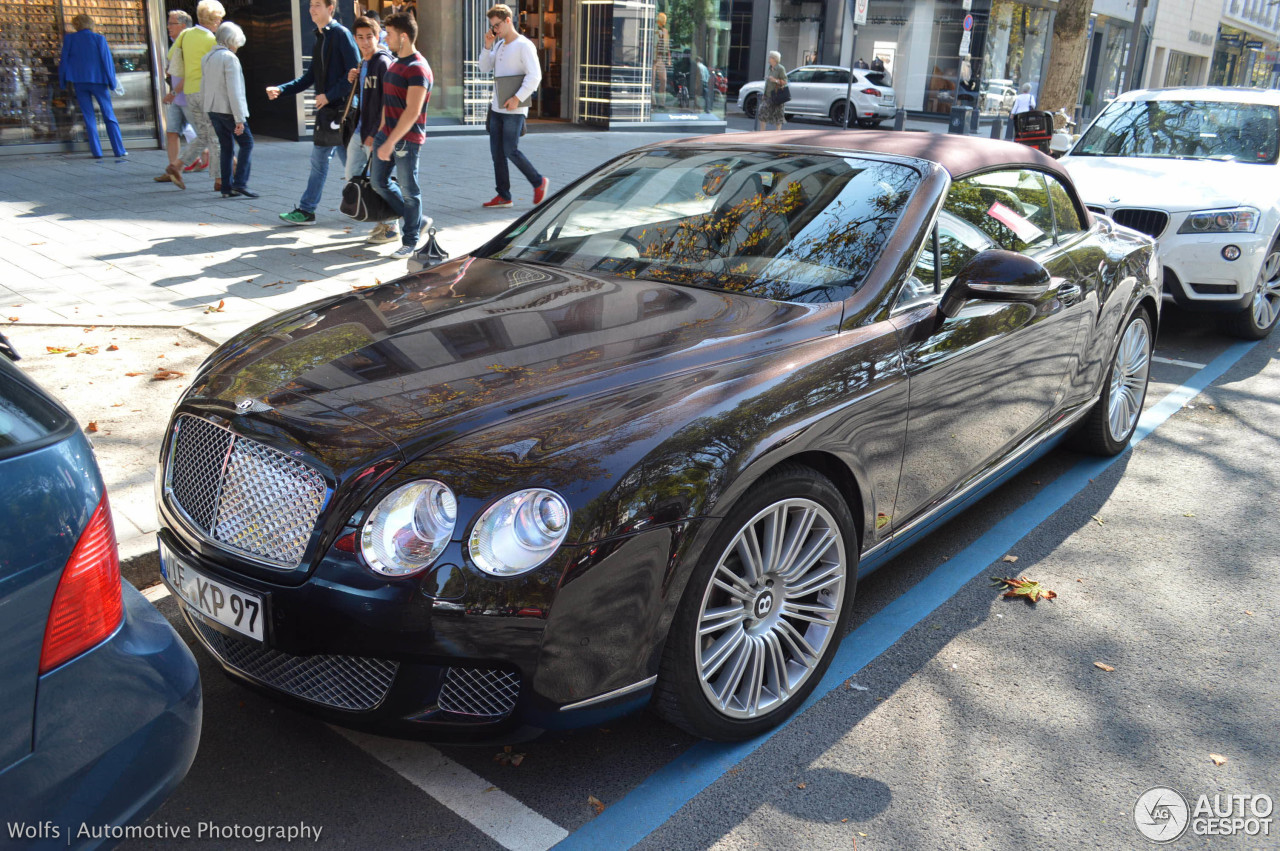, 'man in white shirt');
477,3,548,208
